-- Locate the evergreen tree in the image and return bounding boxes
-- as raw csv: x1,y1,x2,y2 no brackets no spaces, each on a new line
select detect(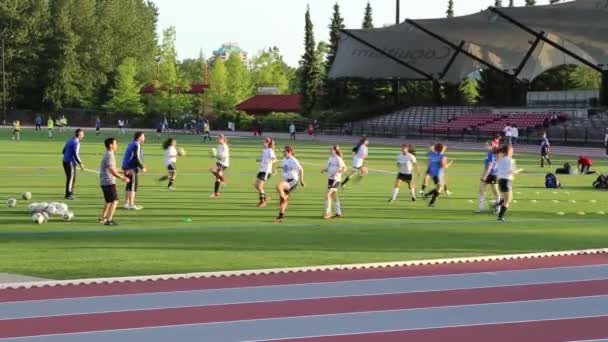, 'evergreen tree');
104,57,144,114
446,0,454,18
326,3,344,69
225,53,252,106
509,0,514,6
362,2,374,29
300,6,320,114
525,0,535,5
494,0,503,7
325,3,345,107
